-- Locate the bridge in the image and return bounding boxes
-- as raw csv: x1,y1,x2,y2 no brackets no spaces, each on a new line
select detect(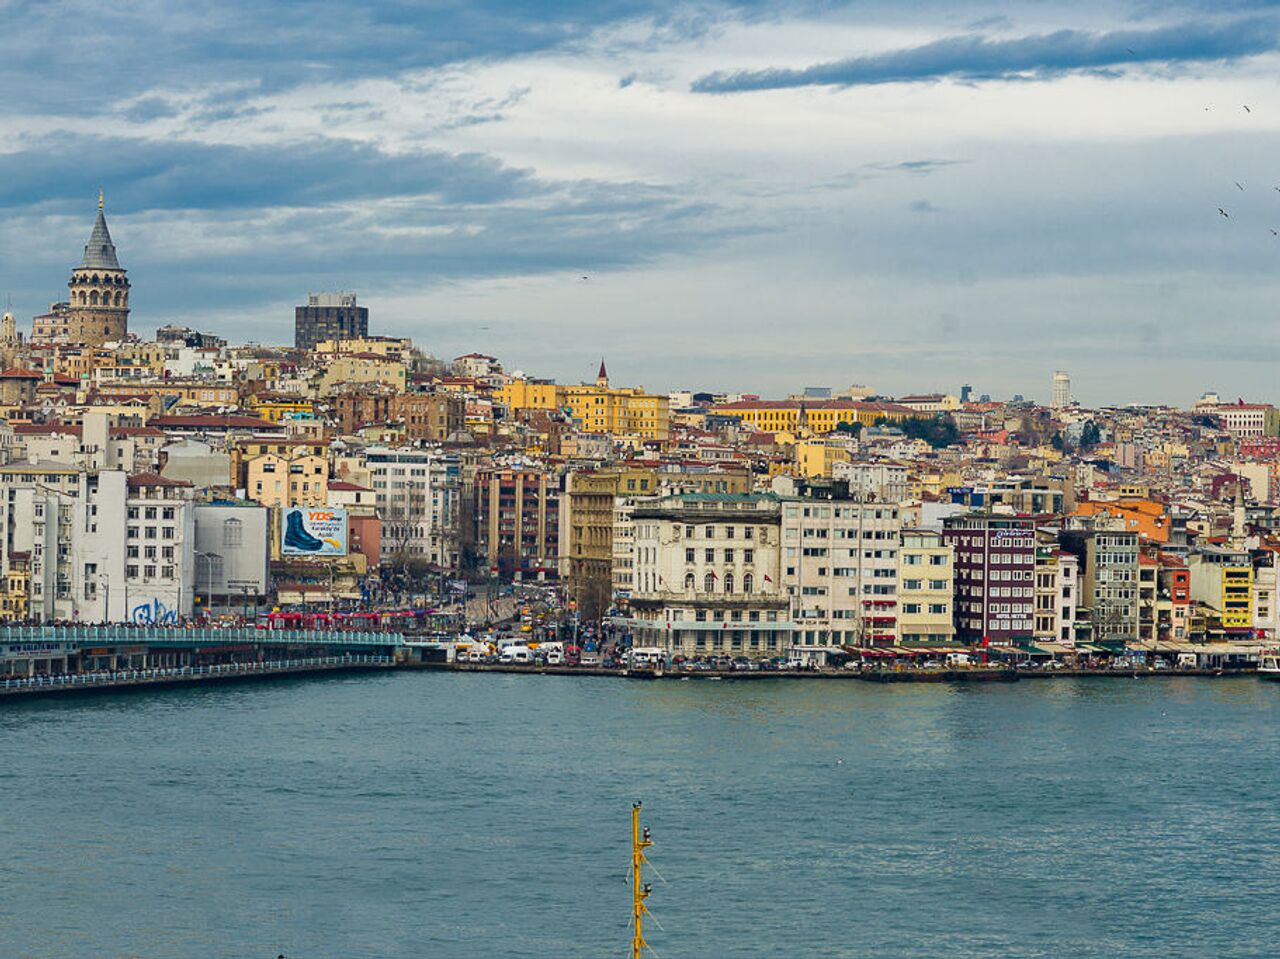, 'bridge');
0,626,408,649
